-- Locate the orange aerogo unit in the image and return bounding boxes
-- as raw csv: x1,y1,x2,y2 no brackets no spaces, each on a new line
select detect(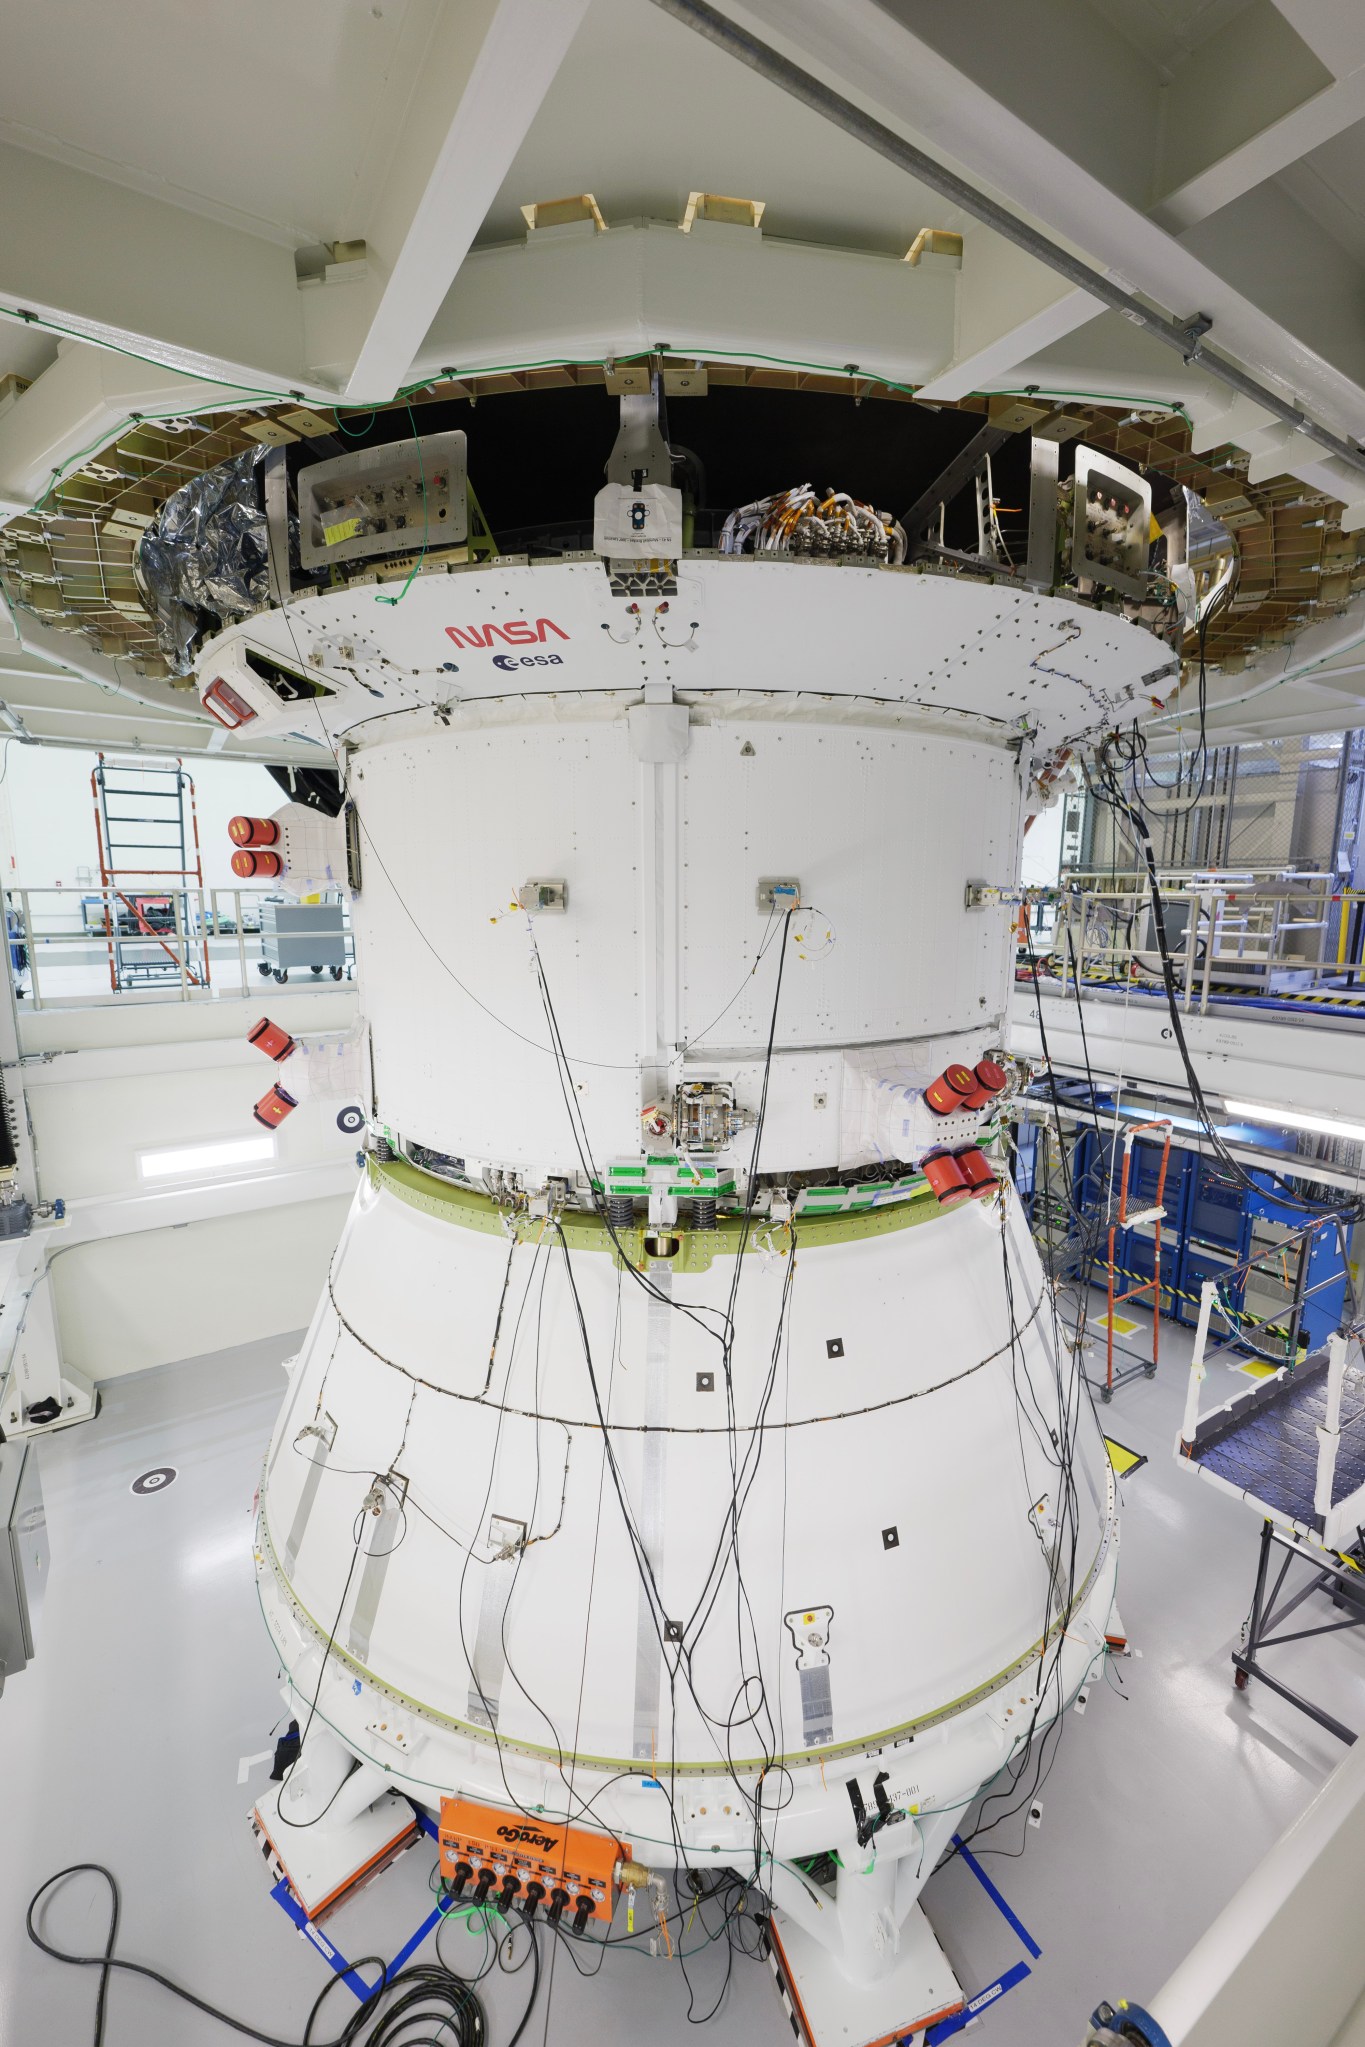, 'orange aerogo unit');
437,1796,628,1931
